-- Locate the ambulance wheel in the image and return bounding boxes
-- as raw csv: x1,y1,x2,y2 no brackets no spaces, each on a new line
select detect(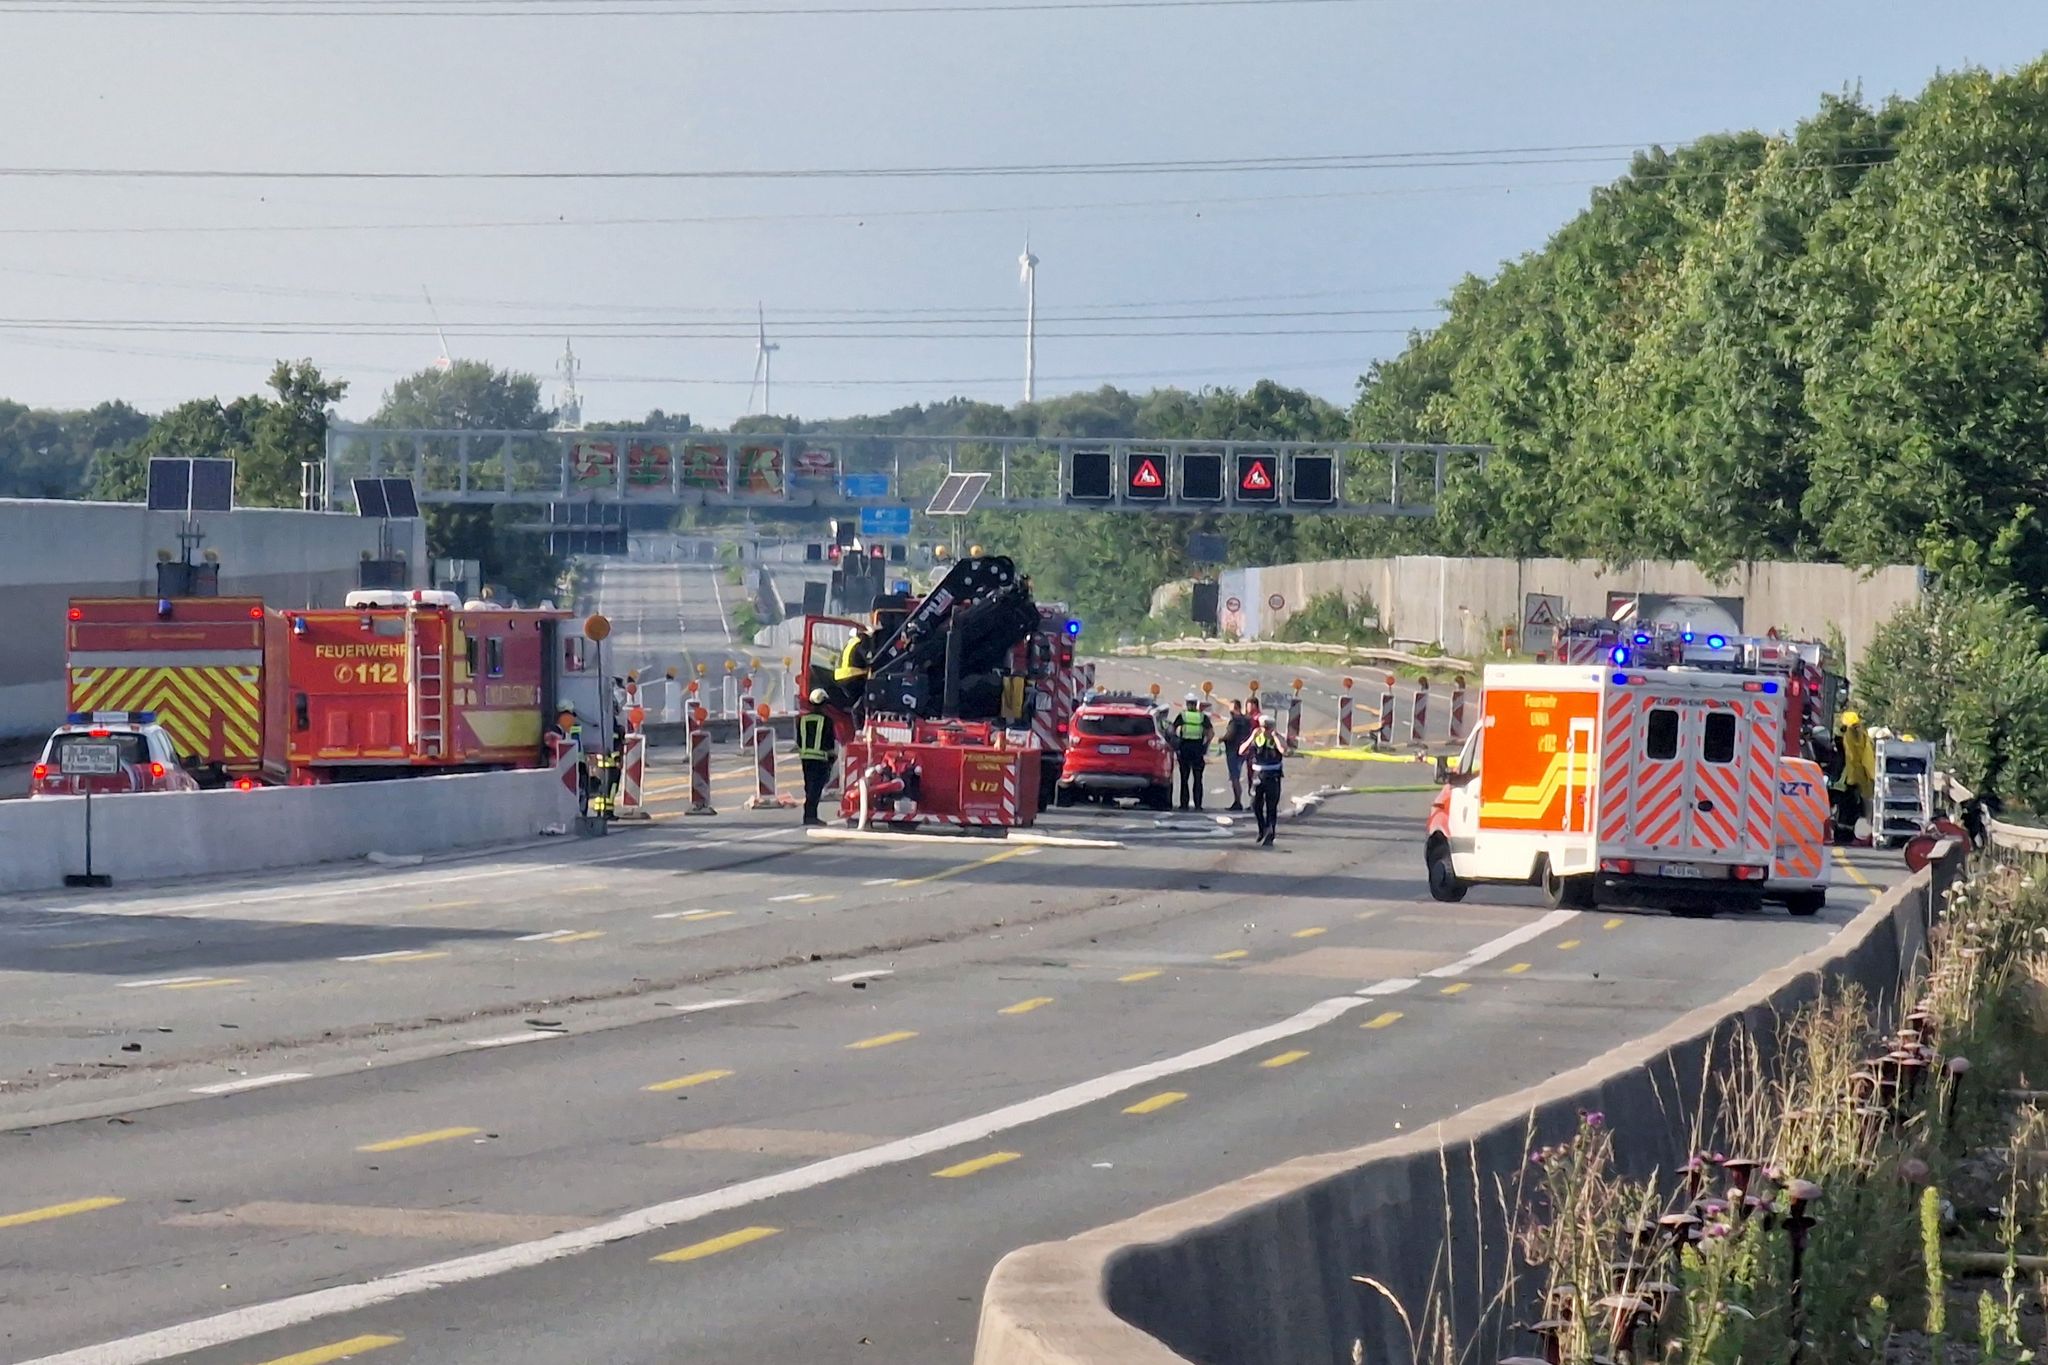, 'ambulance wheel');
1540,858,1595,910
1784,890,1826,917
1142,784,1173,812
1426,838,1468,903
